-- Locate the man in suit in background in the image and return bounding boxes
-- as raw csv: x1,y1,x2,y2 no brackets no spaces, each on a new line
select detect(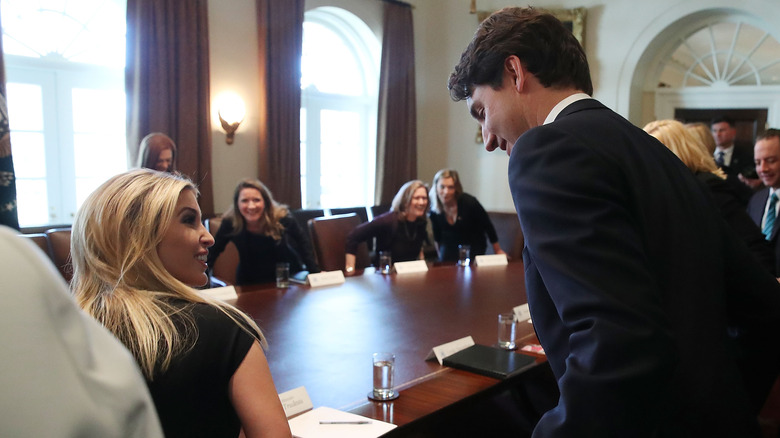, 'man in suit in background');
448,7,780,437
711,116,759,204
747,129,780,277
